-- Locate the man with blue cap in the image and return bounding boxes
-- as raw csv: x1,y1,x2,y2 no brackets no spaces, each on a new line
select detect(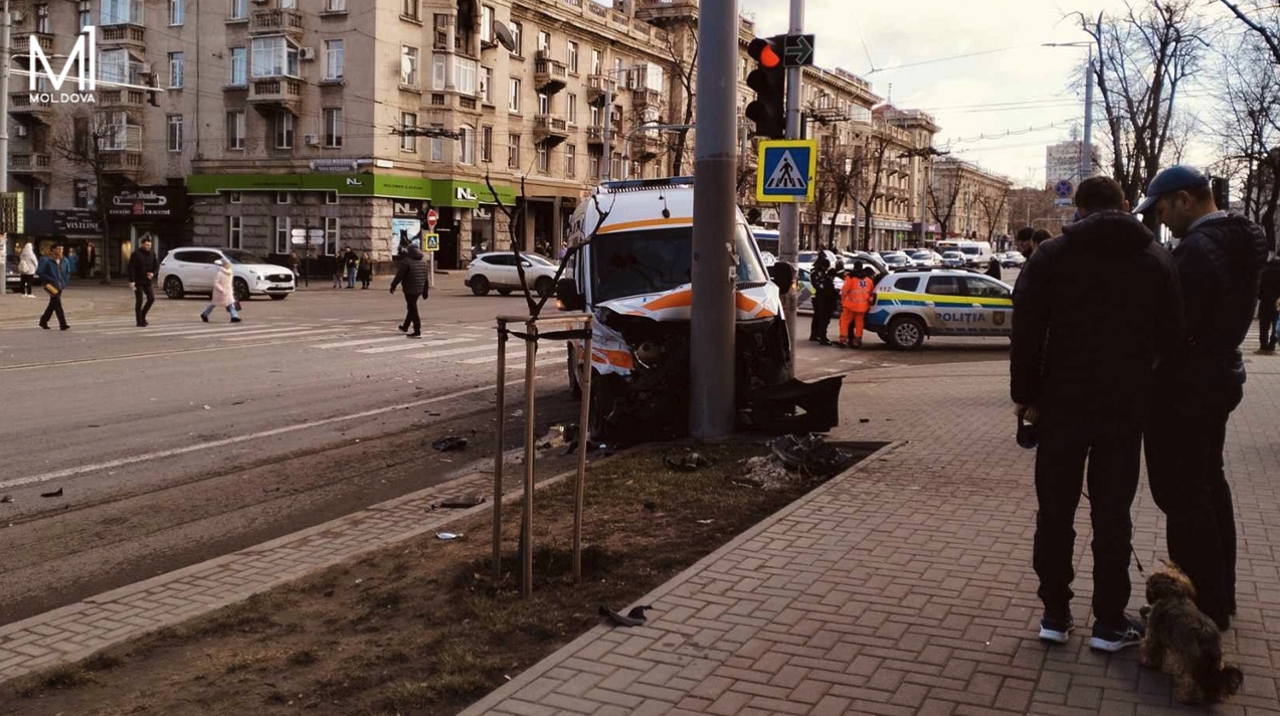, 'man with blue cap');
1137,165,1268,631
